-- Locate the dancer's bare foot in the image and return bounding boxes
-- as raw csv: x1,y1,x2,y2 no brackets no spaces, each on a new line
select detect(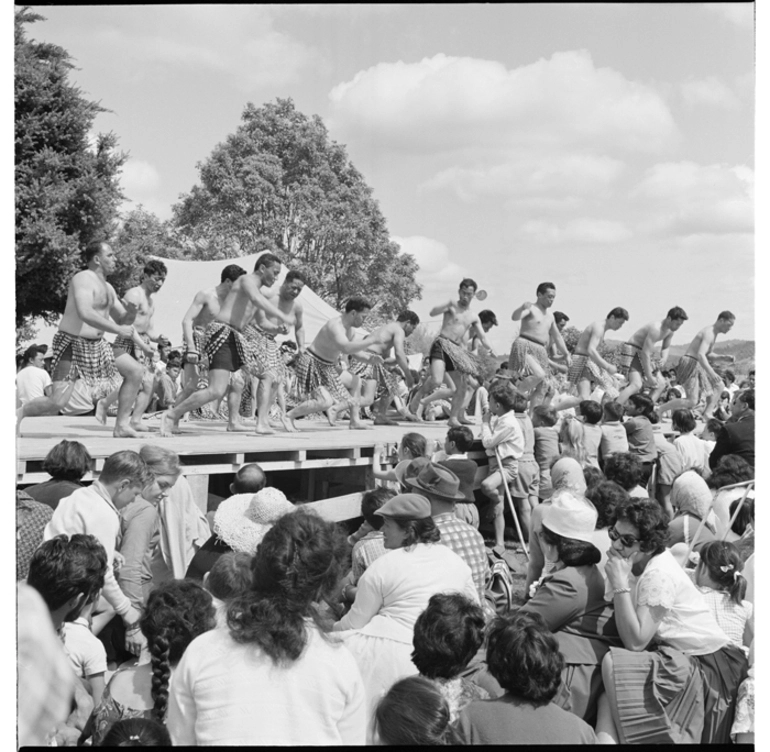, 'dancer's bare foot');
255,423,275,435
460,416,476,425
280,414,298,432
227,422,253,432
401,411,423,423
447,418,463,428
326,405,339,426
373,416,399,426
349,421,373,430
130,423,156,433
95,400,108,425
159,412,175,437
113,424,141,438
